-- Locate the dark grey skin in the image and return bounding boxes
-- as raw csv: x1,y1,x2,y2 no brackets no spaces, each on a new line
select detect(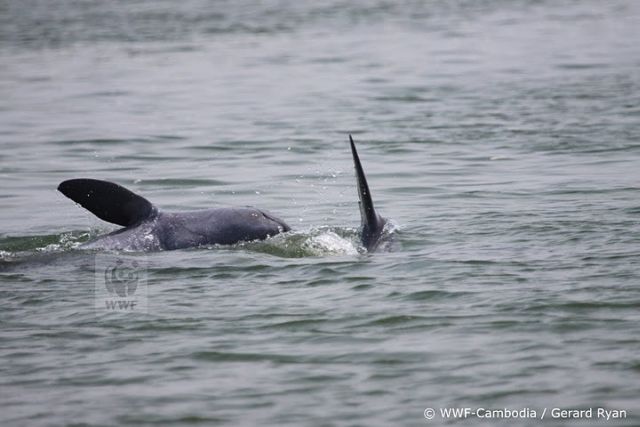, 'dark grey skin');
81,208,290,251
349,135,387,251
58,178,290,251
58,137,386,252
